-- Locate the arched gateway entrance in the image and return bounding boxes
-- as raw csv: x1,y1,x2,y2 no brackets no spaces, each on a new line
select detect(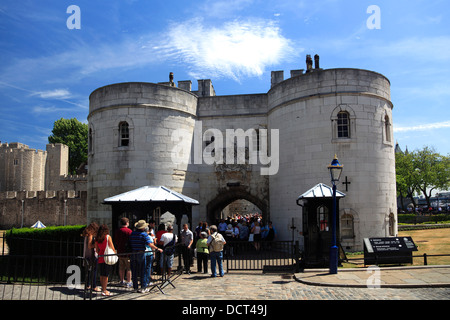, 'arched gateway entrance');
206,187,269,224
